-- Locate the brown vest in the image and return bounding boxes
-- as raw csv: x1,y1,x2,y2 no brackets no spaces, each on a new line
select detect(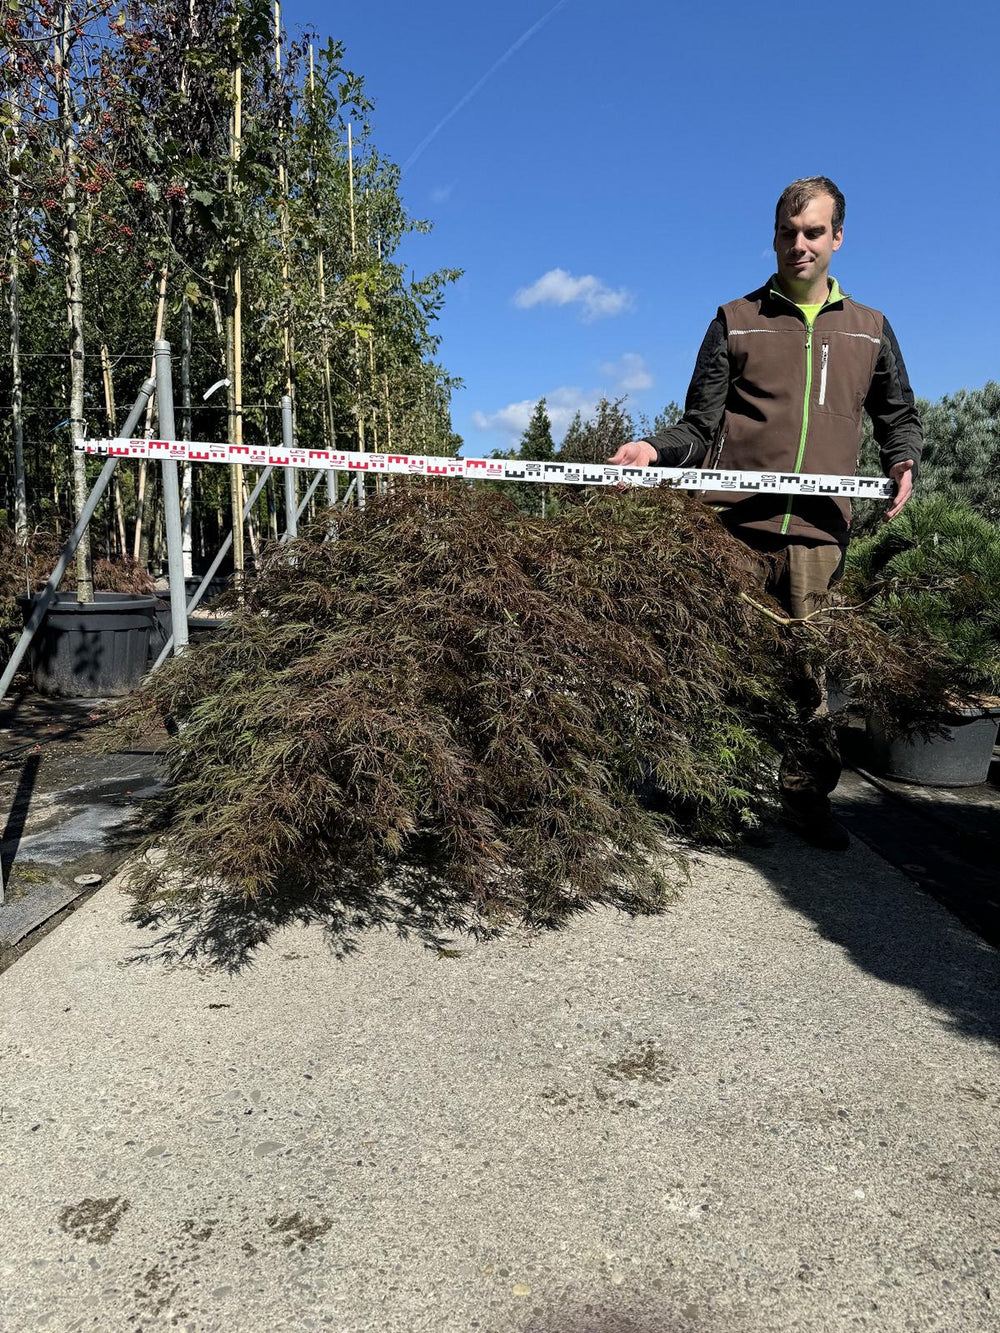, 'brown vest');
704,282,883,544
